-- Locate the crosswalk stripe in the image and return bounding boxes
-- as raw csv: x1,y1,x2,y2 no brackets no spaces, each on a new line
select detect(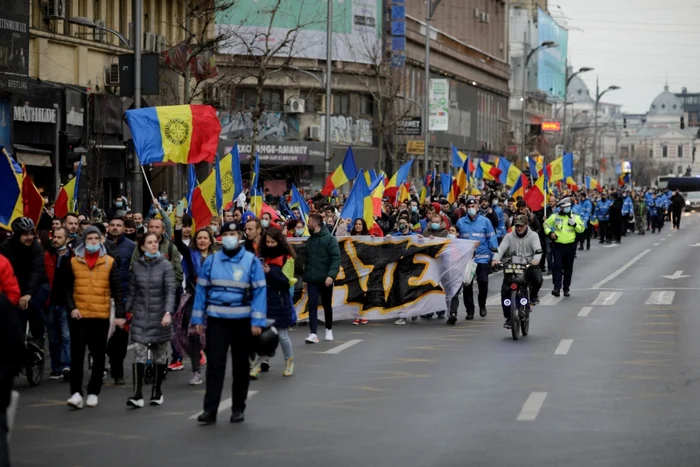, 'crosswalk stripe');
578,307,592,317
645,291,675,305
538,294,563,306
517,392,547,421
486,294,501,306
591,291,622,306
